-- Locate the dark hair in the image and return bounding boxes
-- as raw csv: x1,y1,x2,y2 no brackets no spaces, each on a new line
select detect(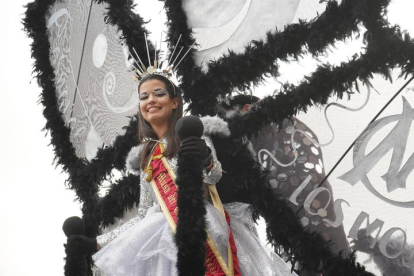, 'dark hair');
137,74,183,170
221,94,260,110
